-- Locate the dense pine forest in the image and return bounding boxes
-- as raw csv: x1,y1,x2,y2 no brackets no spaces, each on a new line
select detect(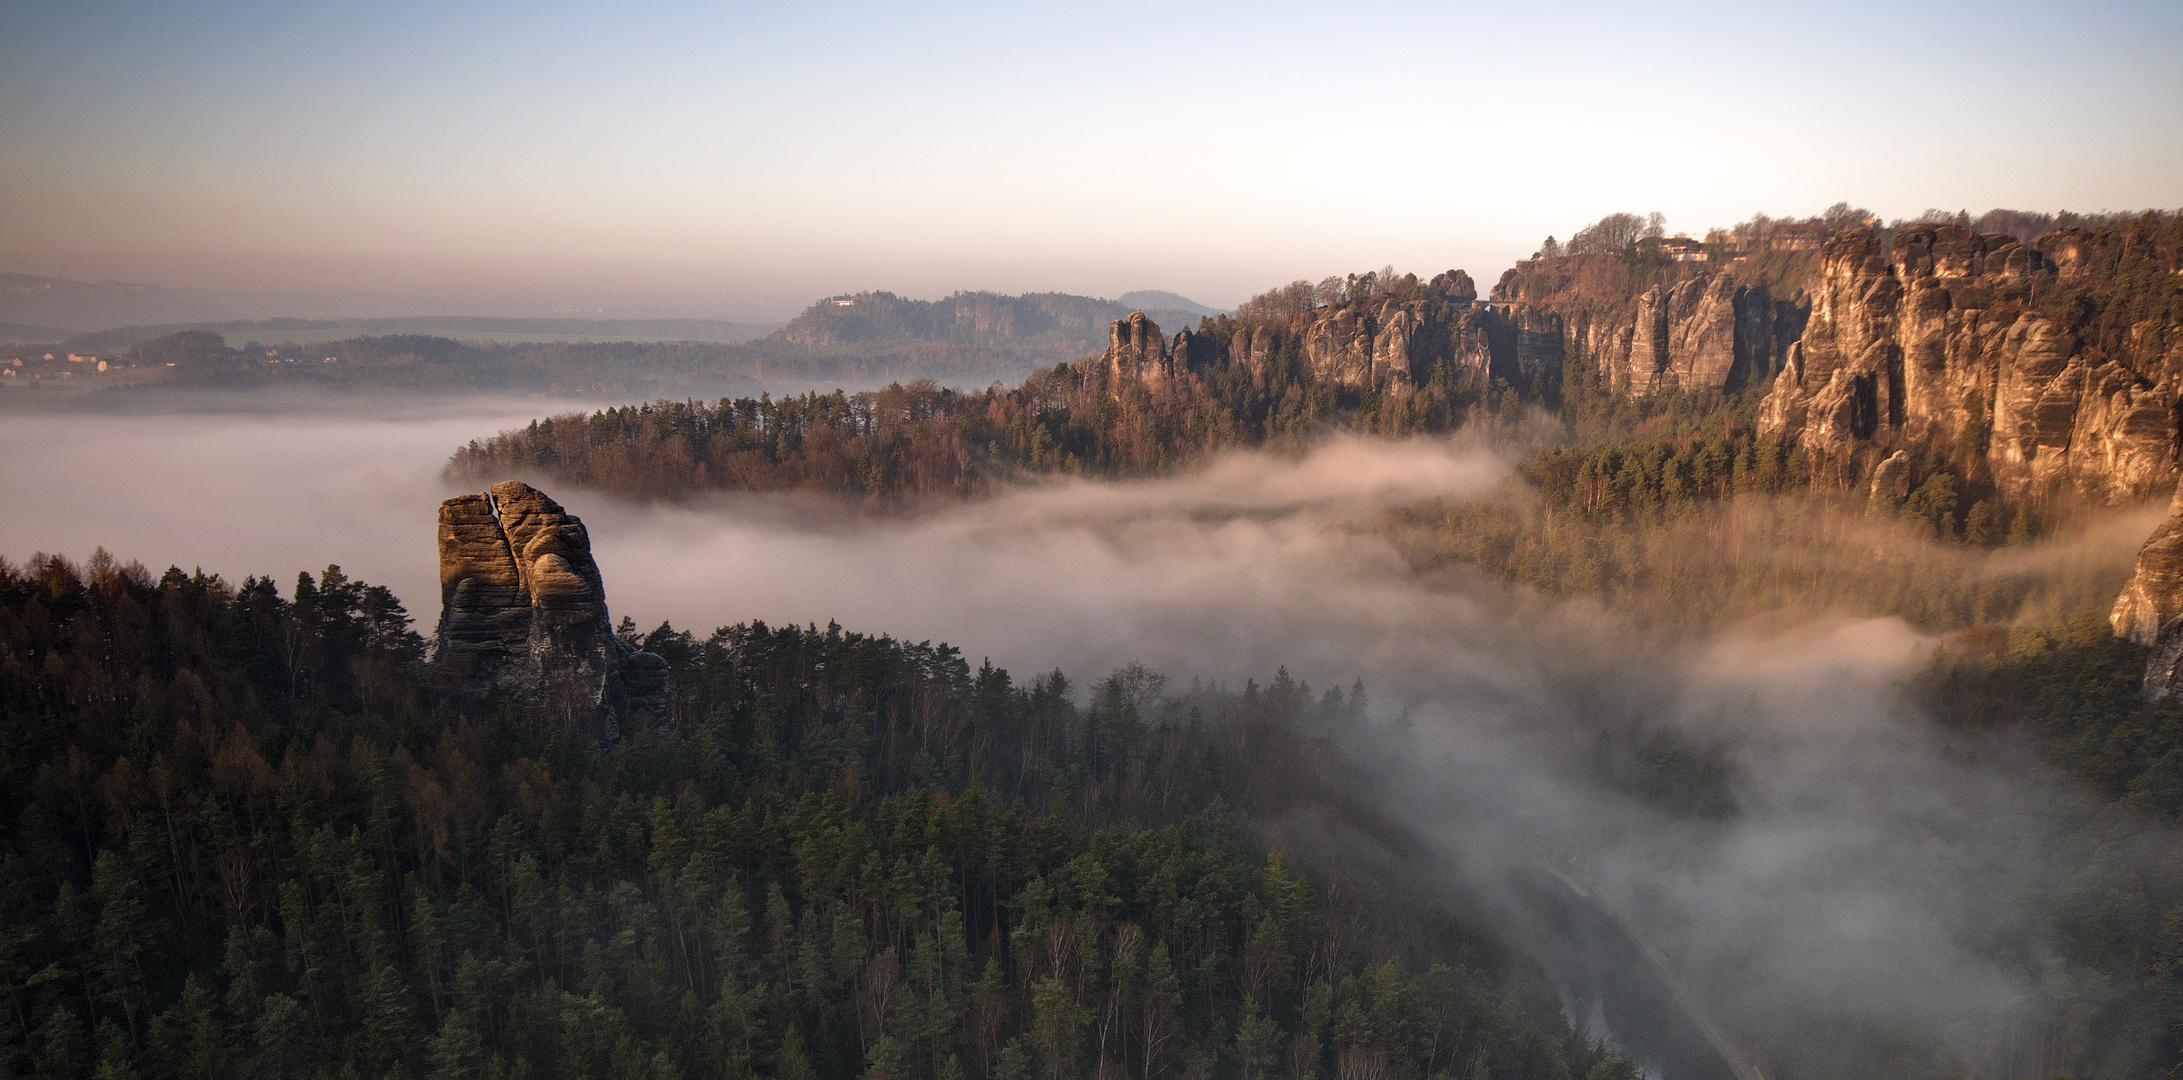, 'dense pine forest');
0,552,1627,1080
